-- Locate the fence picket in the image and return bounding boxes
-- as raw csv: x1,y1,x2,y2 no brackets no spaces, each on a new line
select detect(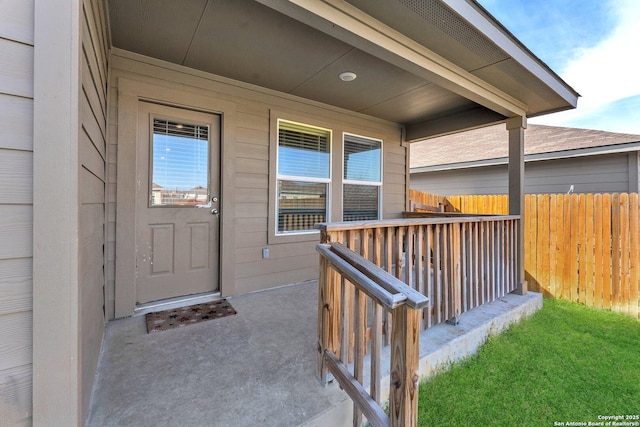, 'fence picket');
602,194,612,311
629,194,639,319
539,195,550,295
594,194,604,309
620,193,630,315
585,194,595,307
555,194,565,298
525,195,537,291
611,194,621,312
548,195,558,297
562,194,572,300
